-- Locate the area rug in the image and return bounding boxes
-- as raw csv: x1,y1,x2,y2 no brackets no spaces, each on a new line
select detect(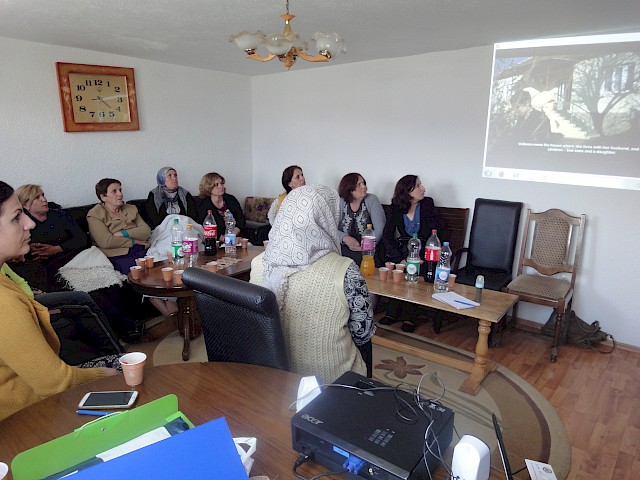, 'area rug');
373,325,570,479
152,330,208,366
